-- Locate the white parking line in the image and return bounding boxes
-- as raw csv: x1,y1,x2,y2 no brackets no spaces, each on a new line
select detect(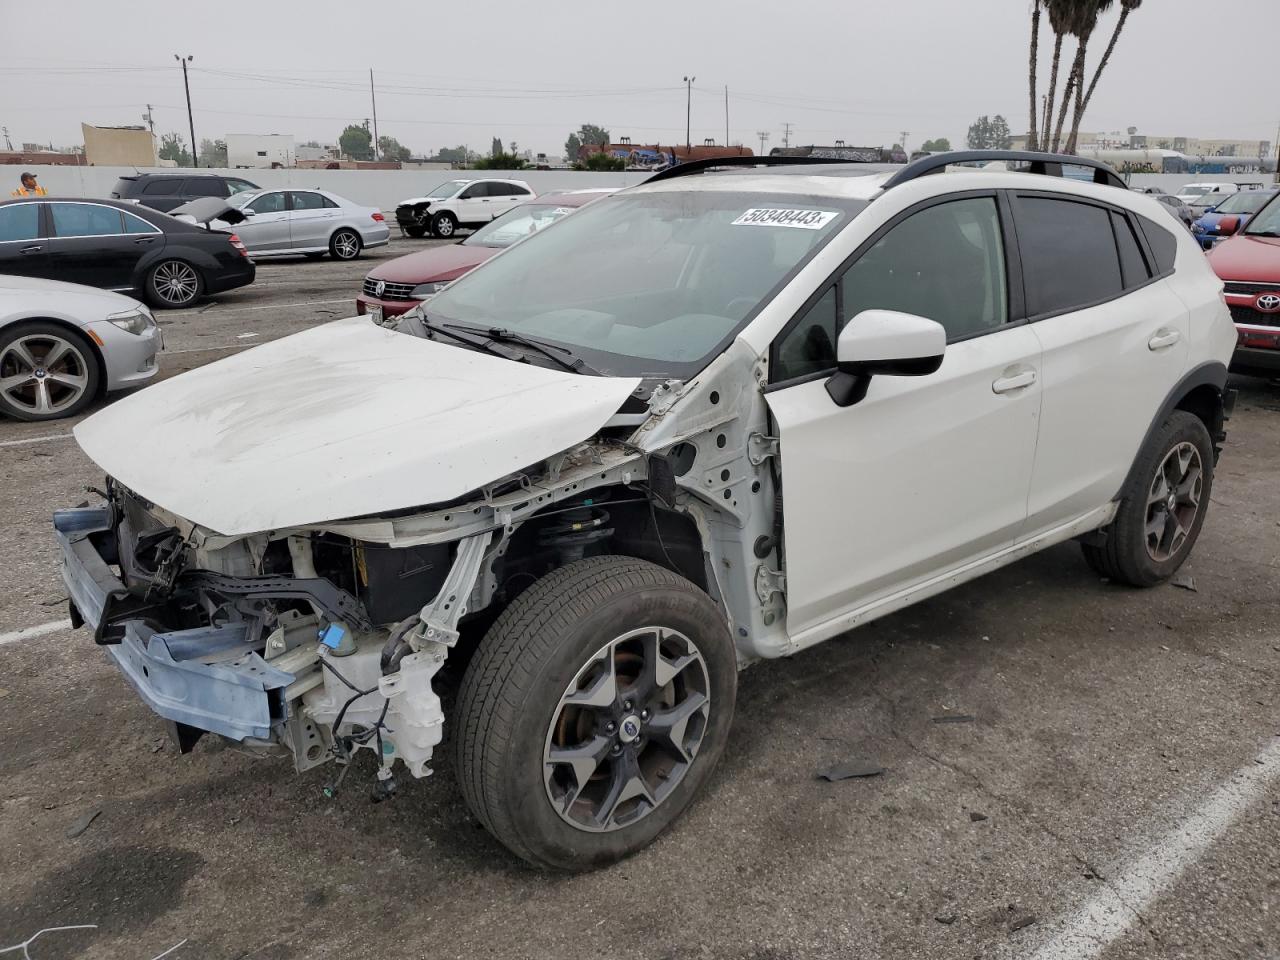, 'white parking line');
164,343,256,356
1021,735,1280,960
0,619,72,647
164,297,355,318
0,433,74,448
